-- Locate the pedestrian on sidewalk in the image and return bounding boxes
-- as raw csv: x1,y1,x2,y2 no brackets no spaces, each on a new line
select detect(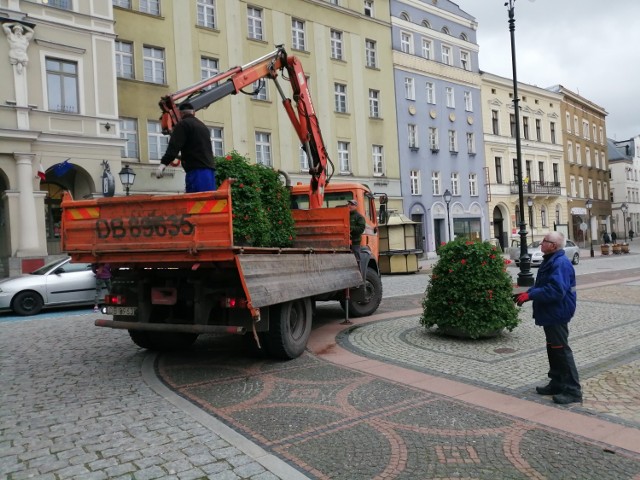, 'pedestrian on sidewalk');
611,231,617,244
514,231,582,405
629,229,634,241
602,231,611,244
92,263,112,312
